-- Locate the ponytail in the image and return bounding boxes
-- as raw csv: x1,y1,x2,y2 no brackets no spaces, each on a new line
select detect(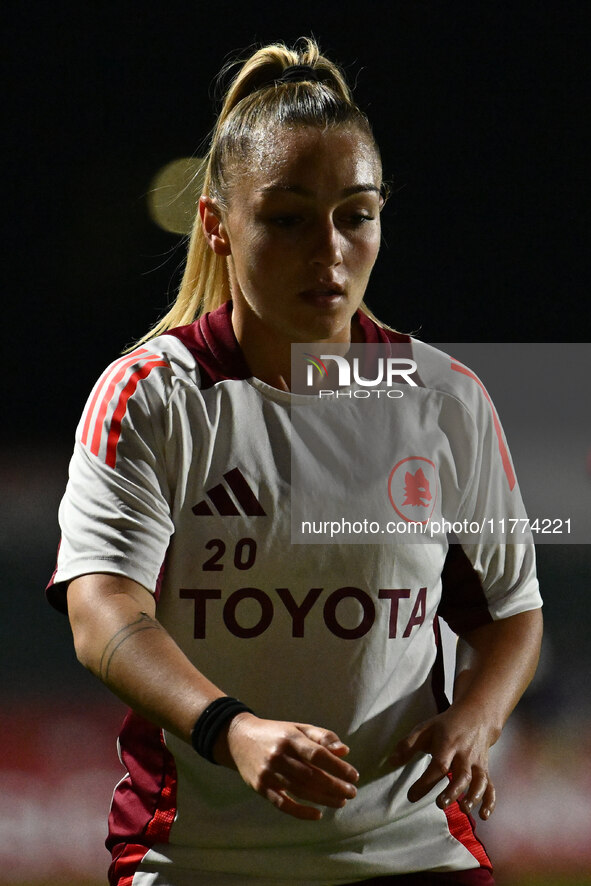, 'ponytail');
135,38,384,346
